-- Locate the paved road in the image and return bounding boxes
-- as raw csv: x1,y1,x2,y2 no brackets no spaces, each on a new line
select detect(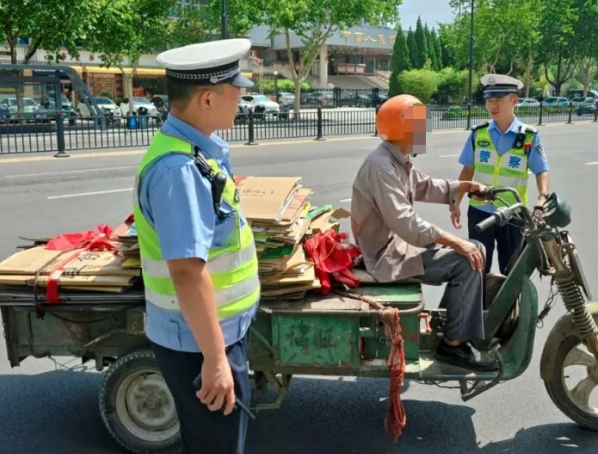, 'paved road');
0,107,592,154
1,123,598,453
